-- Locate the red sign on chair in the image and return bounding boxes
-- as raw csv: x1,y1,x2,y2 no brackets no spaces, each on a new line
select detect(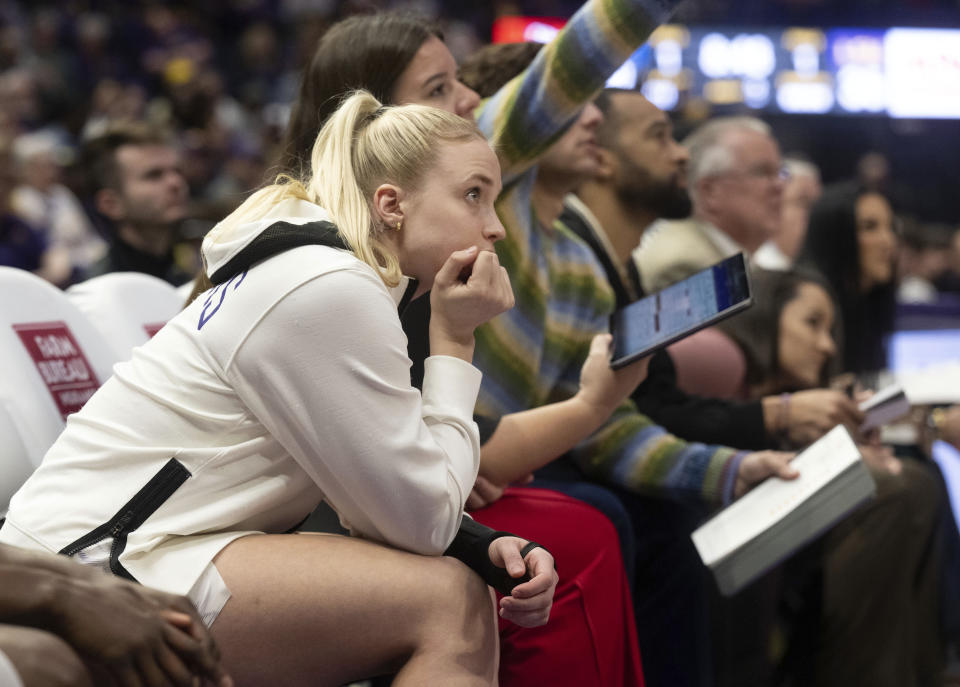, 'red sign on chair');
143,323,164,338
13,321,101,421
